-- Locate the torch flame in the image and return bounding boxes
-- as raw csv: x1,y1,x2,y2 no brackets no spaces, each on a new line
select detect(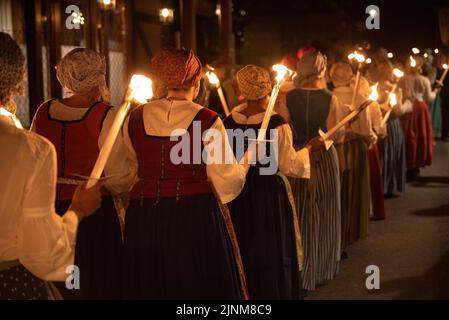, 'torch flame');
129,74,153,104
393,68,404,79
443,63,448,70
206,71,220,86
389,92,397,107
348,50,365,63
369,83,379,101
272,64,291,82
412,47,420,55
409,56,417,68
